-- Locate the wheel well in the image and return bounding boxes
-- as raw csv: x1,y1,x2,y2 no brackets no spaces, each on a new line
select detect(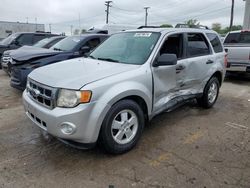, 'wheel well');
119,96,148,120
212,71,222,86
